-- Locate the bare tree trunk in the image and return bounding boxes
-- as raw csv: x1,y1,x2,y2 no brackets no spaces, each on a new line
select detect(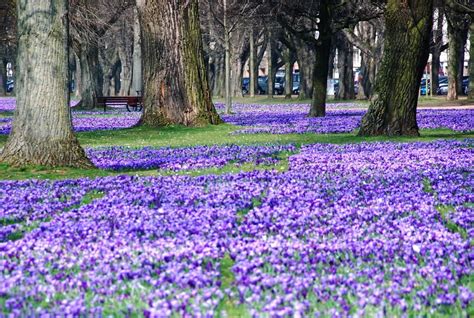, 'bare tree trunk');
224,30,232,113
0,58,6,96
447,20,462,100
101,48,119,96
249,28,257,97
214,55,225,97
231,56,244,97
309,0,332,117
77,45,103,108
432,7,444,95
294,40,315,100
284,47,293,99
469,21,474,100
358,0,433,137
267,32,274,98
131,7,142,96
118,44,132,96
357,55,369,99
137,0,221,126
1,0,92,168
336,32,355,100
229,29,249,98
